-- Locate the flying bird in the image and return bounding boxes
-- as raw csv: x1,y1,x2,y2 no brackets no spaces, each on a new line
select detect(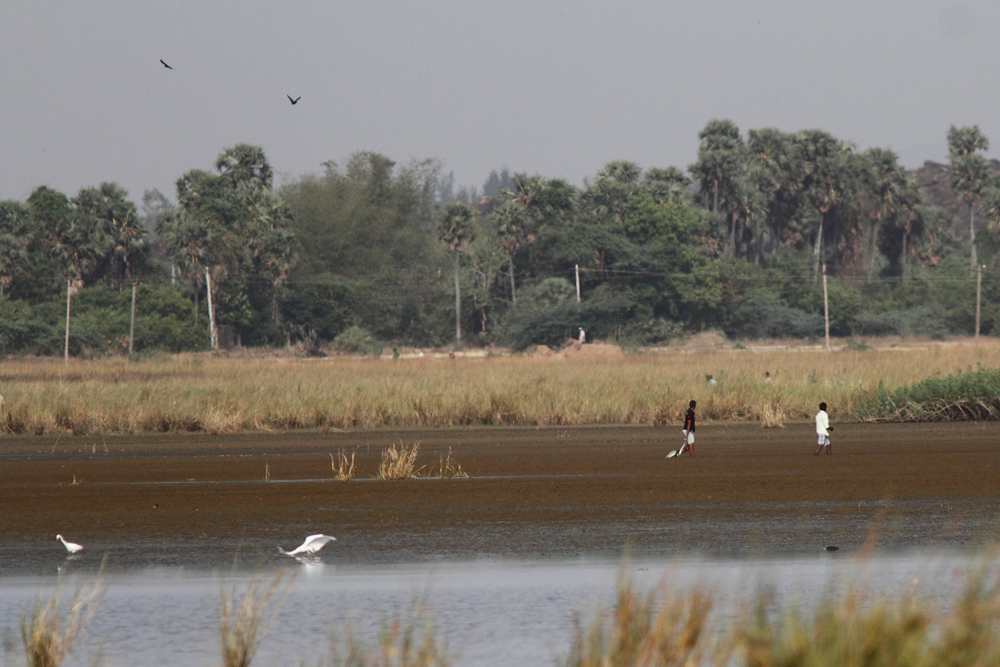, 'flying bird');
160,59,173,70
287,95,301,105
56,534,84,553
278,534,335,556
